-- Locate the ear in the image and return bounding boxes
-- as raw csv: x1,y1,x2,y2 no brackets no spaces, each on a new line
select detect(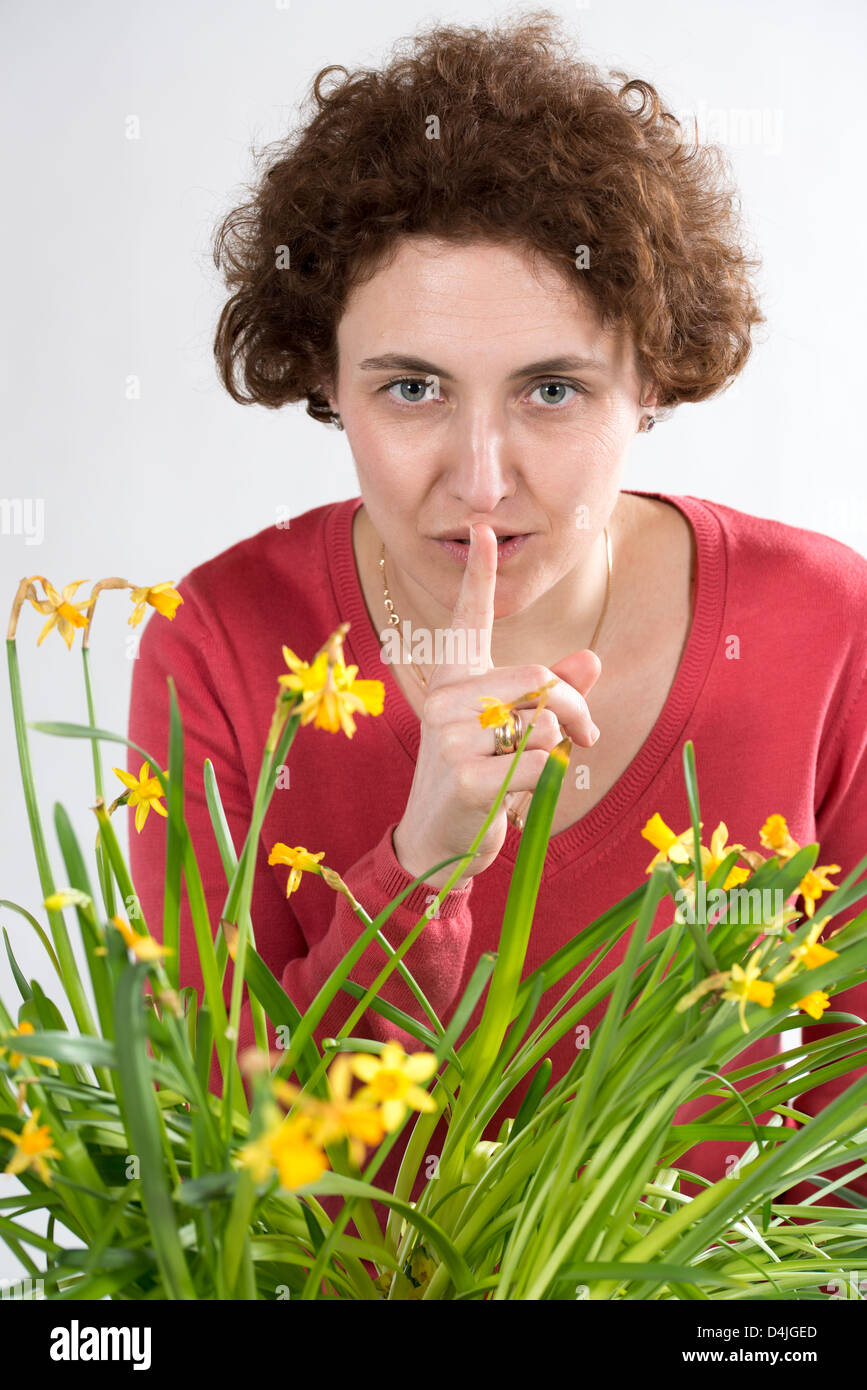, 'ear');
639,378,660,413
313,378,337,413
